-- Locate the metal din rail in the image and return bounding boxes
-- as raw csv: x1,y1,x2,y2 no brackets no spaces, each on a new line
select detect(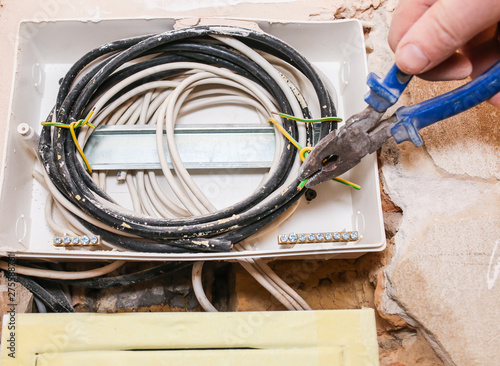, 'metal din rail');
84,124,277,170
